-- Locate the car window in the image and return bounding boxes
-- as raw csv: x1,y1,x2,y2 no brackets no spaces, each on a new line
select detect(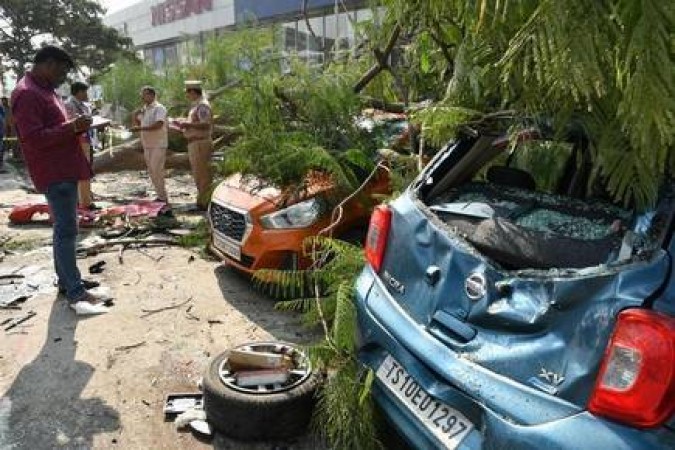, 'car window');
474,140,574,194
